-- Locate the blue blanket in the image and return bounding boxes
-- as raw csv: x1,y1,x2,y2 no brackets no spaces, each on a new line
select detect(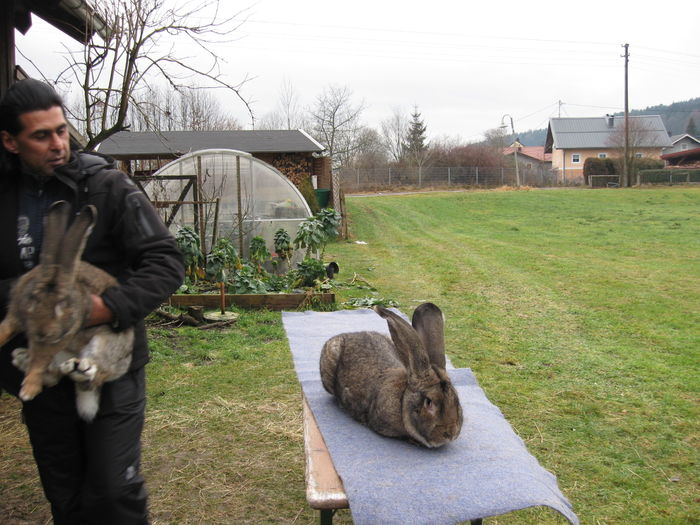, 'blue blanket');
282,308,579,525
